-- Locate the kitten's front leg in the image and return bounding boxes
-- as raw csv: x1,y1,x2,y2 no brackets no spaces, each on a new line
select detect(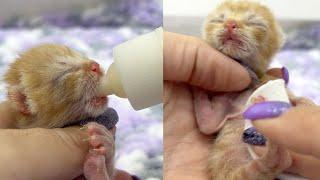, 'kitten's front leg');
210,129,291,180
82,122,115,180
250,141,292,179
232,142,292,180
